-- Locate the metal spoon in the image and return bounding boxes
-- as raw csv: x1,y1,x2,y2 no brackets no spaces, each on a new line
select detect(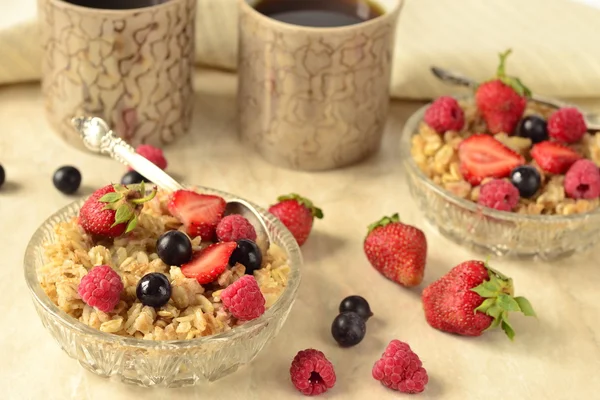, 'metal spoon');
71,116,272,248
430,66,600,131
